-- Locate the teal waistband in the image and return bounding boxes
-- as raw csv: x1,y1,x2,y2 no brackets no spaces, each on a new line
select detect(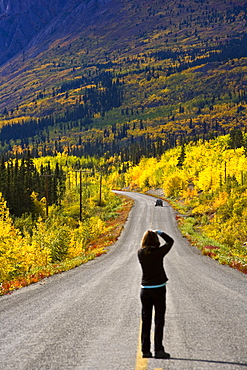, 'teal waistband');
141,282,167,289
